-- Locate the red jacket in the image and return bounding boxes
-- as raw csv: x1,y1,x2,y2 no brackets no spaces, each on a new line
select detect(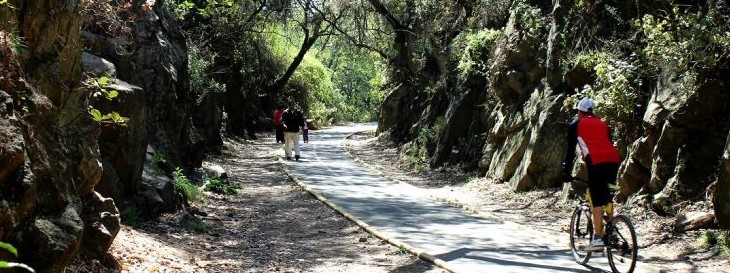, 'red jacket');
564,114,620,169
273,109,283,126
